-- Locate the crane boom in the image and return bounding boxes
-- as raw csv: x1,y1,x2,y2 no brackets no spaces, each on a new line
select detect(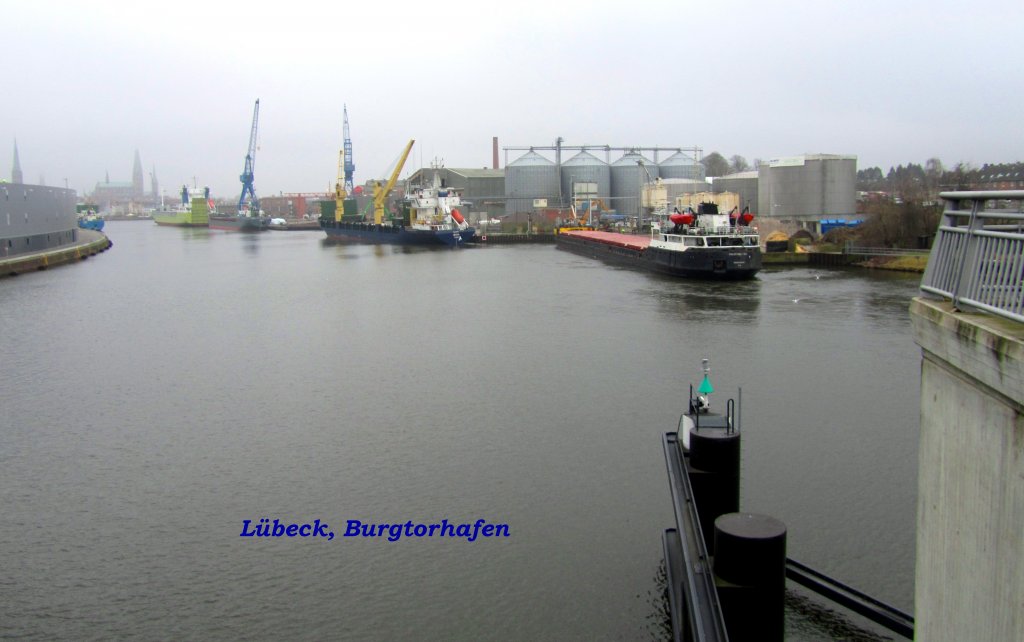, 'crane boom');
343,105,355,193
373,139,415,225
238,99,260,214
